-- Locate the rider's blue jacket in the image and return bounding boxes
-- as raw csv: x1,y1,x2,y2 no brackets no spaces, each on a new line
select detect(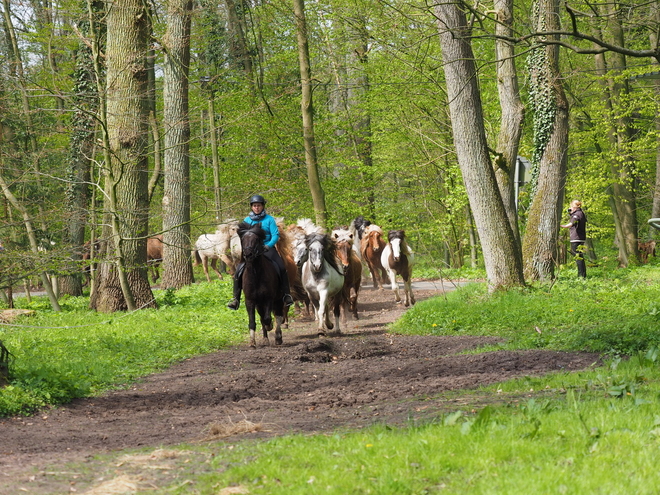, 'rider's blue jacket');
243,213,279,248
